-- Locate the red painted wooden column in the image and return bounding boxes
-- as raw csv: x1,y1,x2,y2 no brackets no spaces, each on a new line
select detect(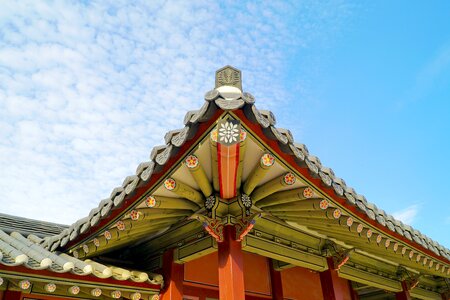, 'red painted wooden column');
160,249,184,300
218,225,245,300
320,257,351,300
395,281,412,300
269,260,284,300
2,291,22,300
